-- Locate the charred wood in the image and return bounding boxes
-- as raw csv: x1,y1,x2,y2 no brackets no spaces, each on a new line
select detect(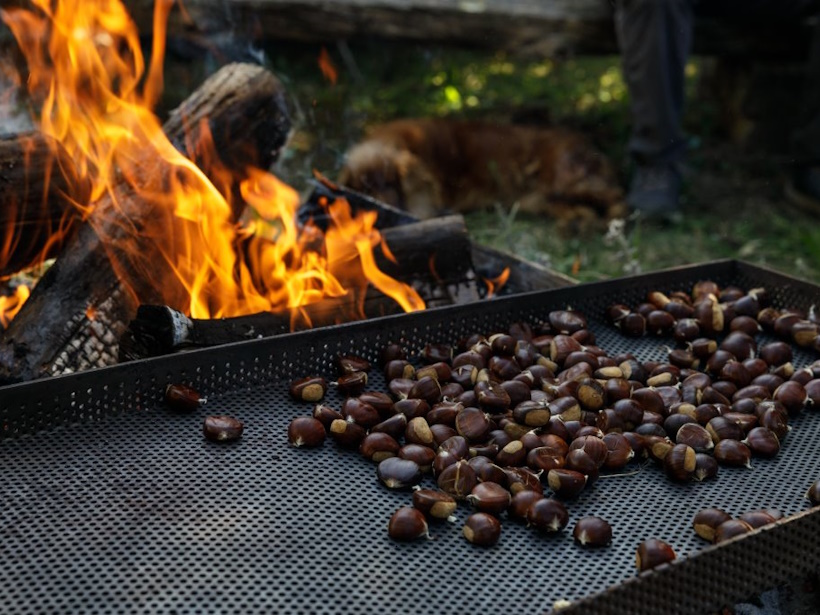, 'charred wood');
120,215,474,358
0,63,291,384
0,132,90,277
